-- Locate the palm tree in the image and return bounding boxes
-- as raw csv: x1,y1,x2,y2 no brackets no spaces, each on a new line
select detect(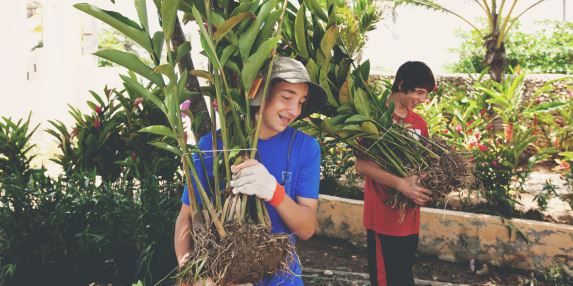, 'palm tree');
393,0,546,82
